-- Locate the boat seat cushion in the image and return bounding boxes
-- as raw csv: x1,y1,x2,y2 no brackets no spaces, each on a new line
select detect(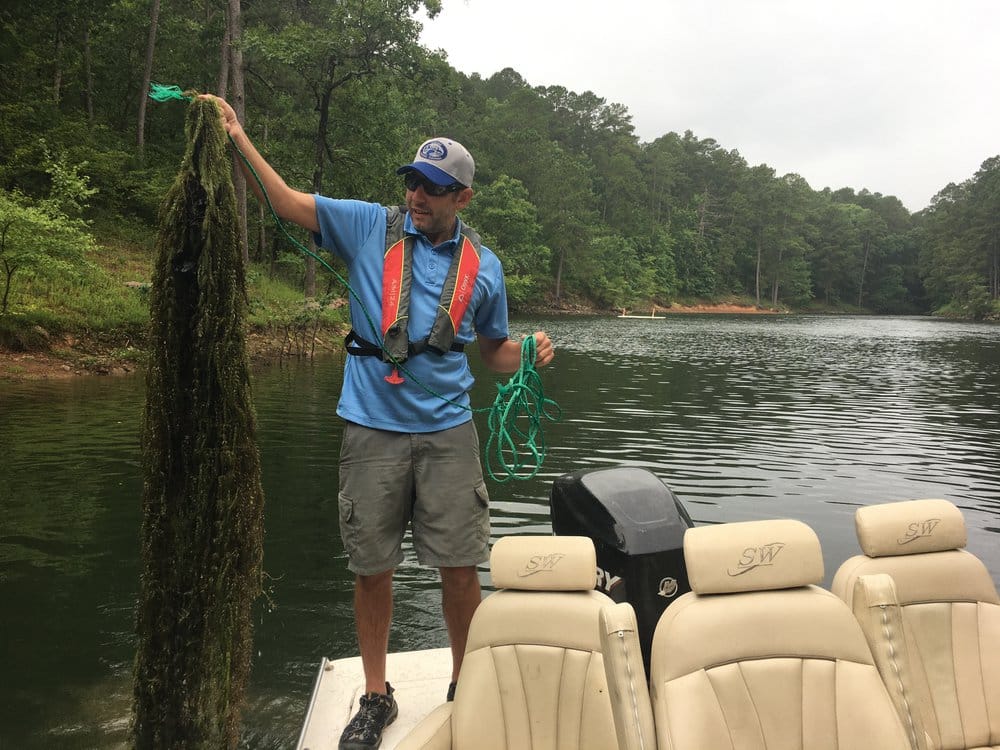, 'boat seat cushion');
396,535,618,750
651,519,911,750
855,497,967,558
489,534,597,591
684,517,824,594
833,499,1000,750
